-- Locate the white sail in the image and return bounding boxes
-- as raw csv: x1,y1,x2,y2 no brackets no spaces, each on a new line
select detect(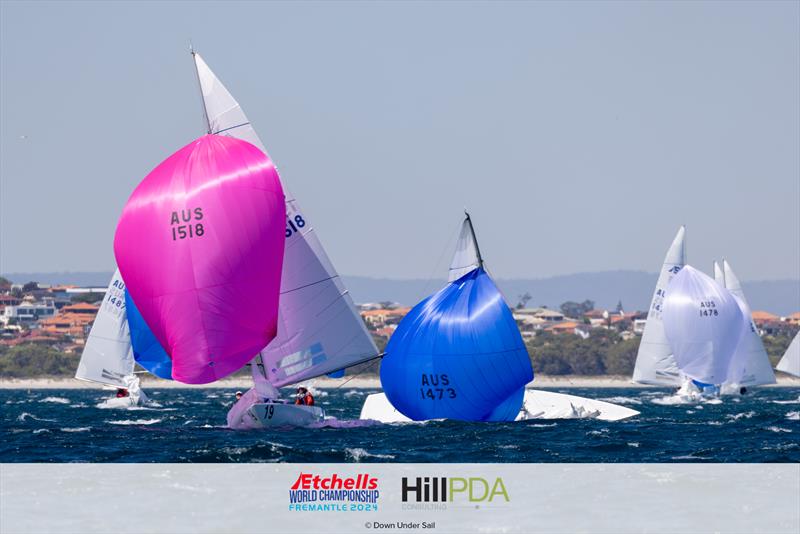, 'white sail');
713,261,725,286
632,226,685,385
448,213,482,282
776,332,800,377
722,260,776,387
192,52,378,387
662,265,744,385
75,269,136,388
